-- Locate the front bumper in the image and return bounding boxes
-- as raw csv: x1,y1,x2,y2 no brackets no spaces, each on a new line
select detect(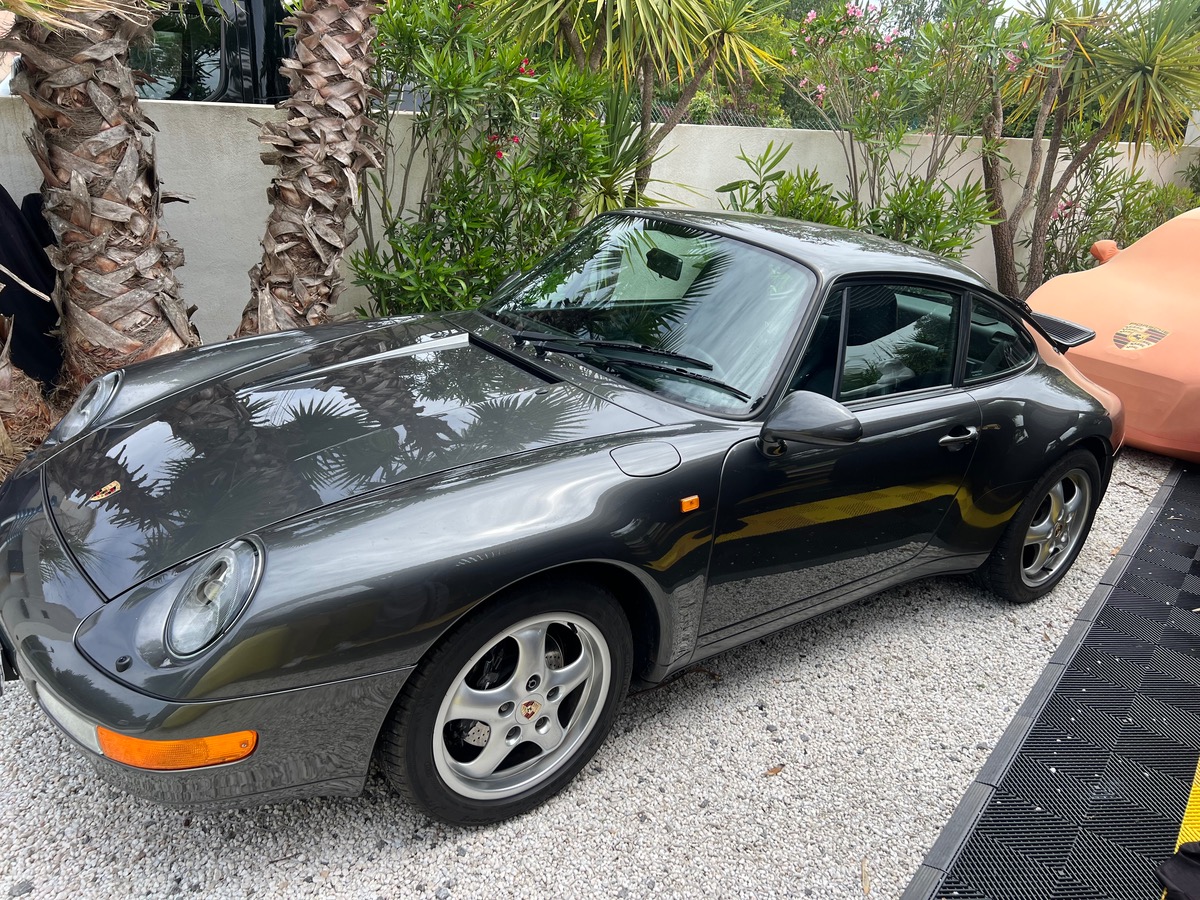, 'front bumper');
0,468,412,807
